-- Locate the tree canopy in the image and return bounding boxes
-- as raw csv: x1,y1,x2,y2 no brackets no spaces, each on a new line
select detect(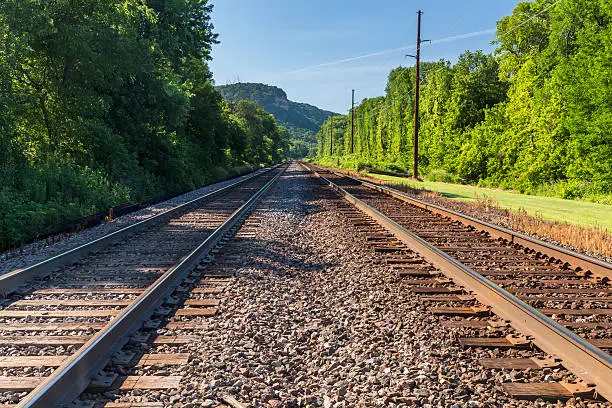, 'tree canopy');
0,0,288,250
317,0,611,203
